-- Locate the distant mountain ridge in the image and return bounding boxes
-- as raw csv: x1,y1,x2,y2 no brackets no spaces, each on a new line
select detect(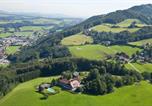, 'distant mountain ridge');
63,4,152,36
0,10,83,20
